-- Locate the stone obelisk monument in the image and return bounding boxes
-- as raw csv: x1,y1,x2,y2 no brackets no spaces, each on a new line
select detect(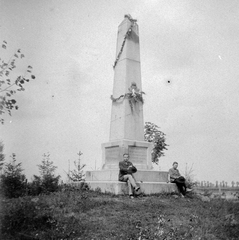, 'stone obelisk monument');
101,14,153,171
85,15,176,194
